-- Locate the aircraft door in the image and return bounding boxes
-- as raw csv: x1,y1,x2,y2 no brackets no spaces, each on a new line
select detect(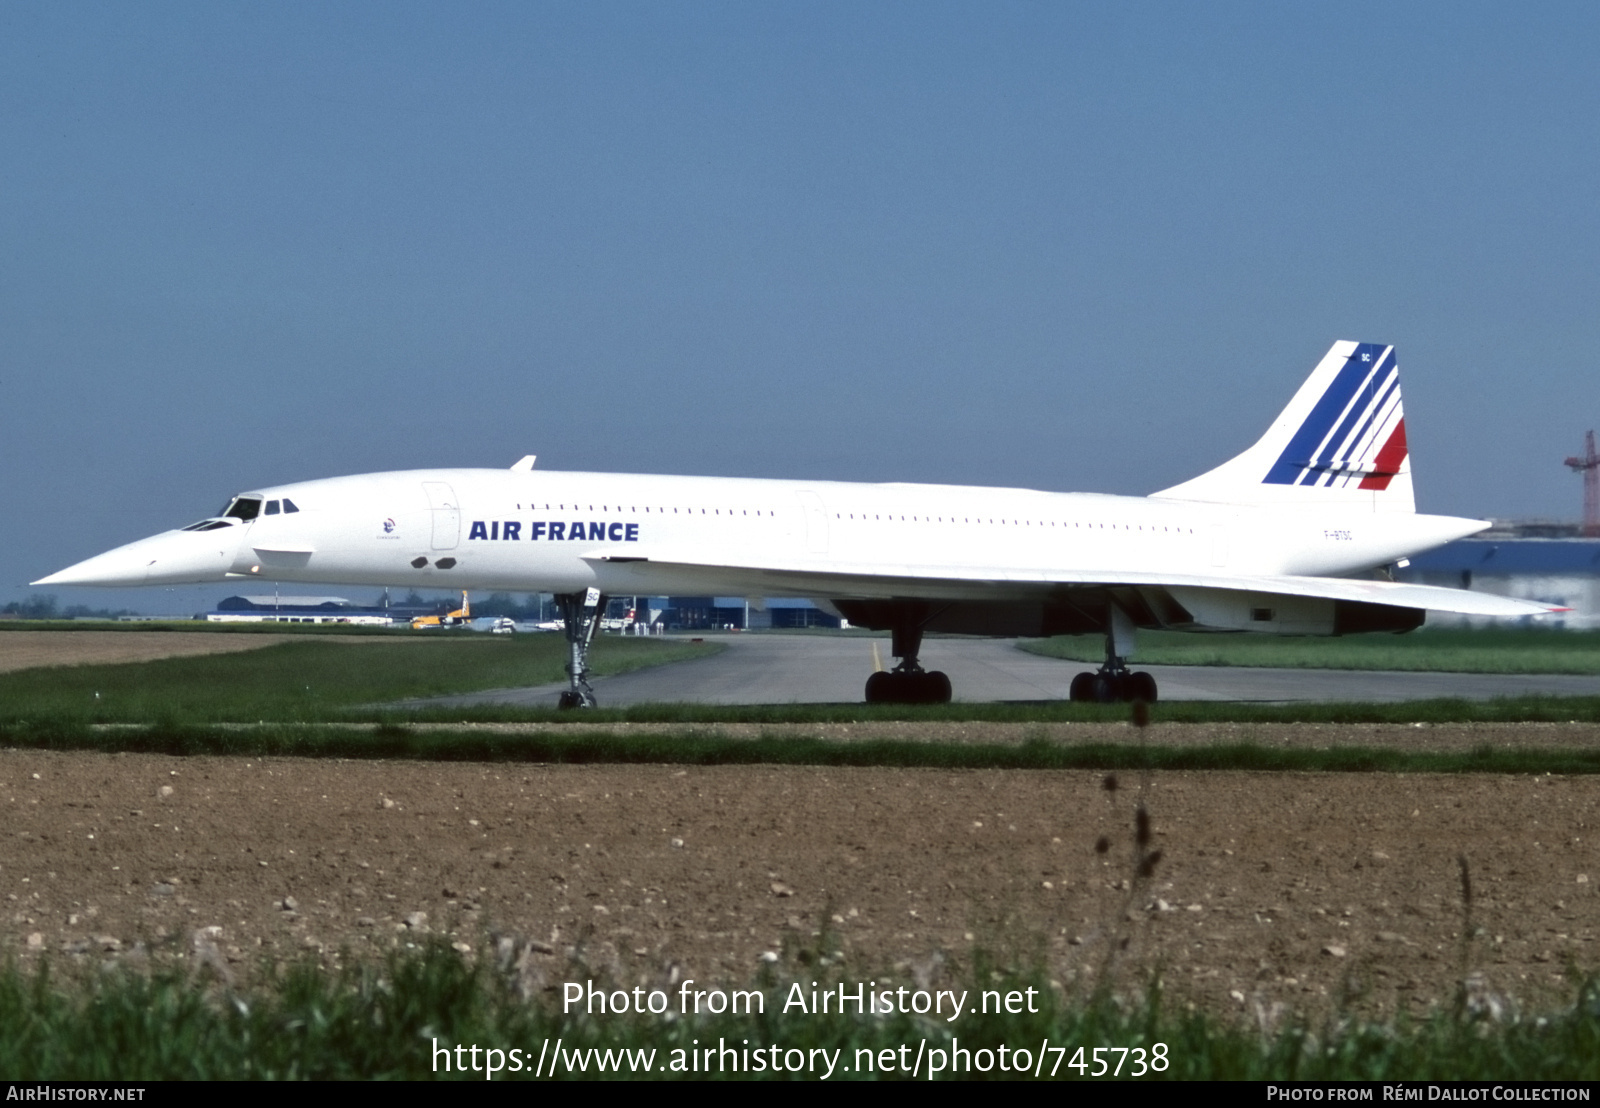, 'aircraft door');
423,482,460,550
796,490,830,556
1209,524,1230,568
